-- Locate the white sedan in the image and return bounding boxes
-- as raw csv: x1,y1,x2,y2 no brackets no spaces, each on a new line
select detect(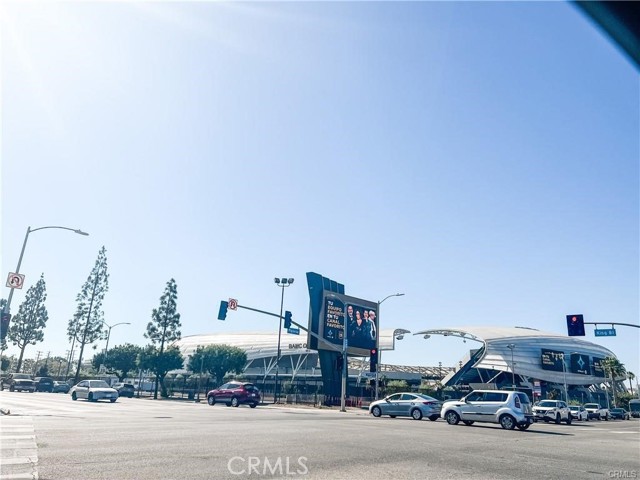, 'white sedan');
70,380,119,403
569,405,589,421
